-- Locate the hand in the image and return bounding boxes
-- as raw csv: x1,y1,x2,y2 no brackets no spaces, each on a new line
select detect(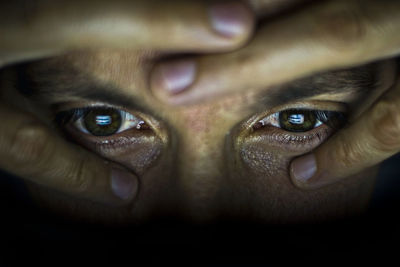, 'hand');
150,0,400,105
149,0,400,190
289,77,400,189
0,0,255,205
